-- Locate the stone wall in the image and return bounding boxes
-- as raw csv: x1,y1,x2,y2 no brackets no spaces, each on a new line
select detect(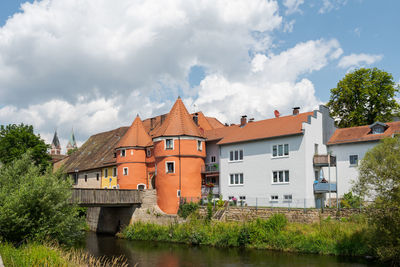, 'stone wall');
198,206,360,224
87,205,139,233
